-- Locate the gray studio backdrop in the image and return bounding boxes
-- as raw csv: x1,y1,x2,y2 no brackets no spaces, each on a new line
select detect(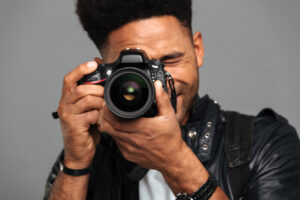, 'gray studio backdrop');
0,0,299,199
